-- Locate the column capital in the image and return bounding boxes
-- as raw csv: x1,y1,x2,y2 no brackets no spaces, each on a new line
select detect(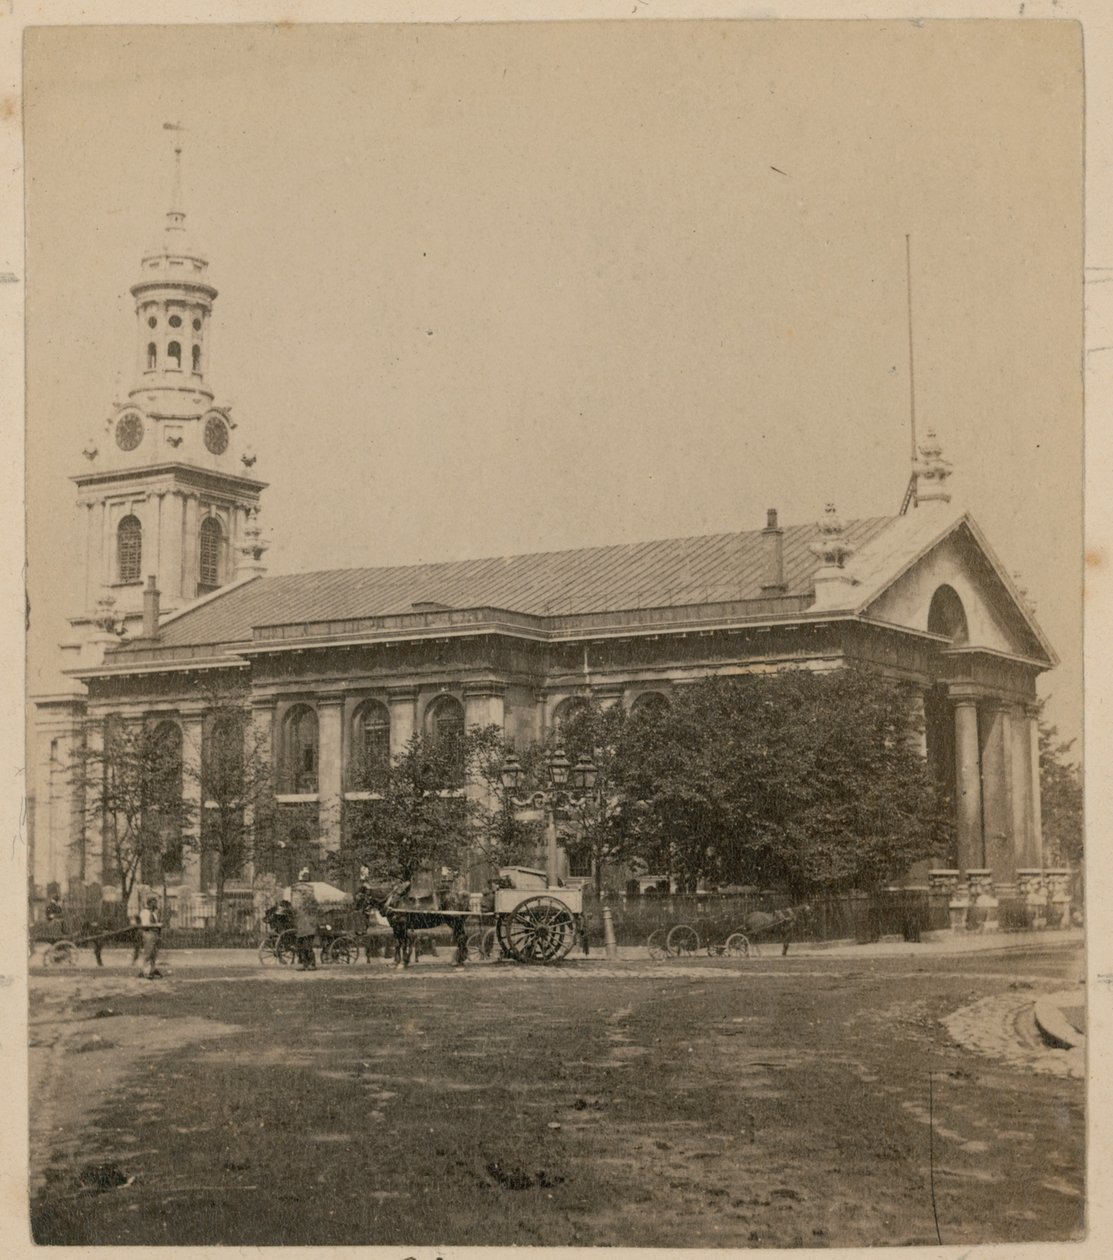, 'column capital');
949,689,980,708
387,685,420,702
316,692,347,709
1023,700,1042,720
